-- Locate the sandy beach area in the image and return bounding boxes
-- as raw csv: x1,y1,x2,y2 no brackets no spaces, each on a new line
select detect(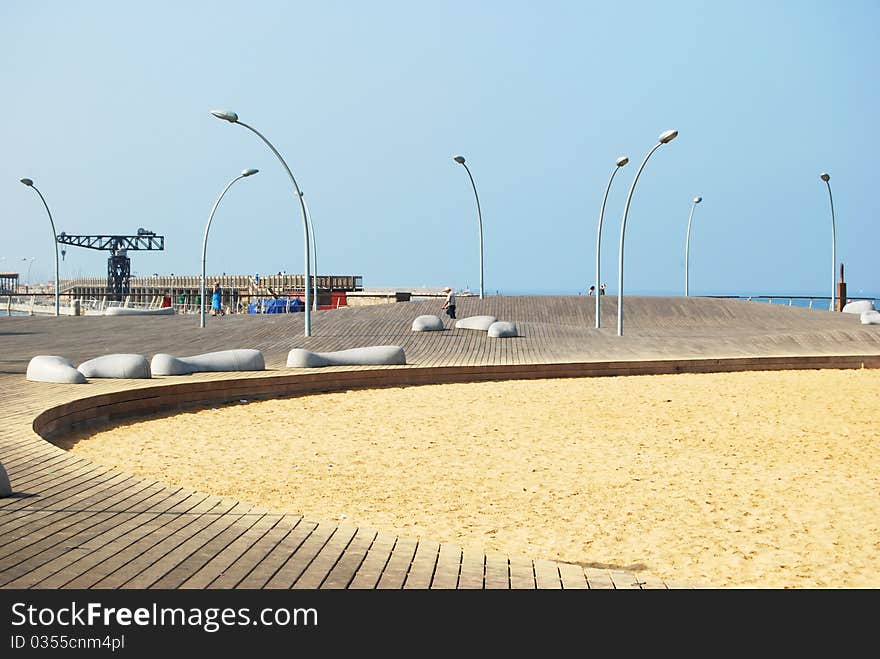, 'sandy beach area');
59,368,880,589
